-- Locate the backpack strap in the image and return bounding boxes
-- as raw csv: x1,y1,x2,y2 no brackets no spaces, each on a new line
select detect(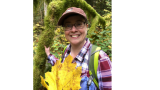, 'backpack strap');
88,44,101,88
